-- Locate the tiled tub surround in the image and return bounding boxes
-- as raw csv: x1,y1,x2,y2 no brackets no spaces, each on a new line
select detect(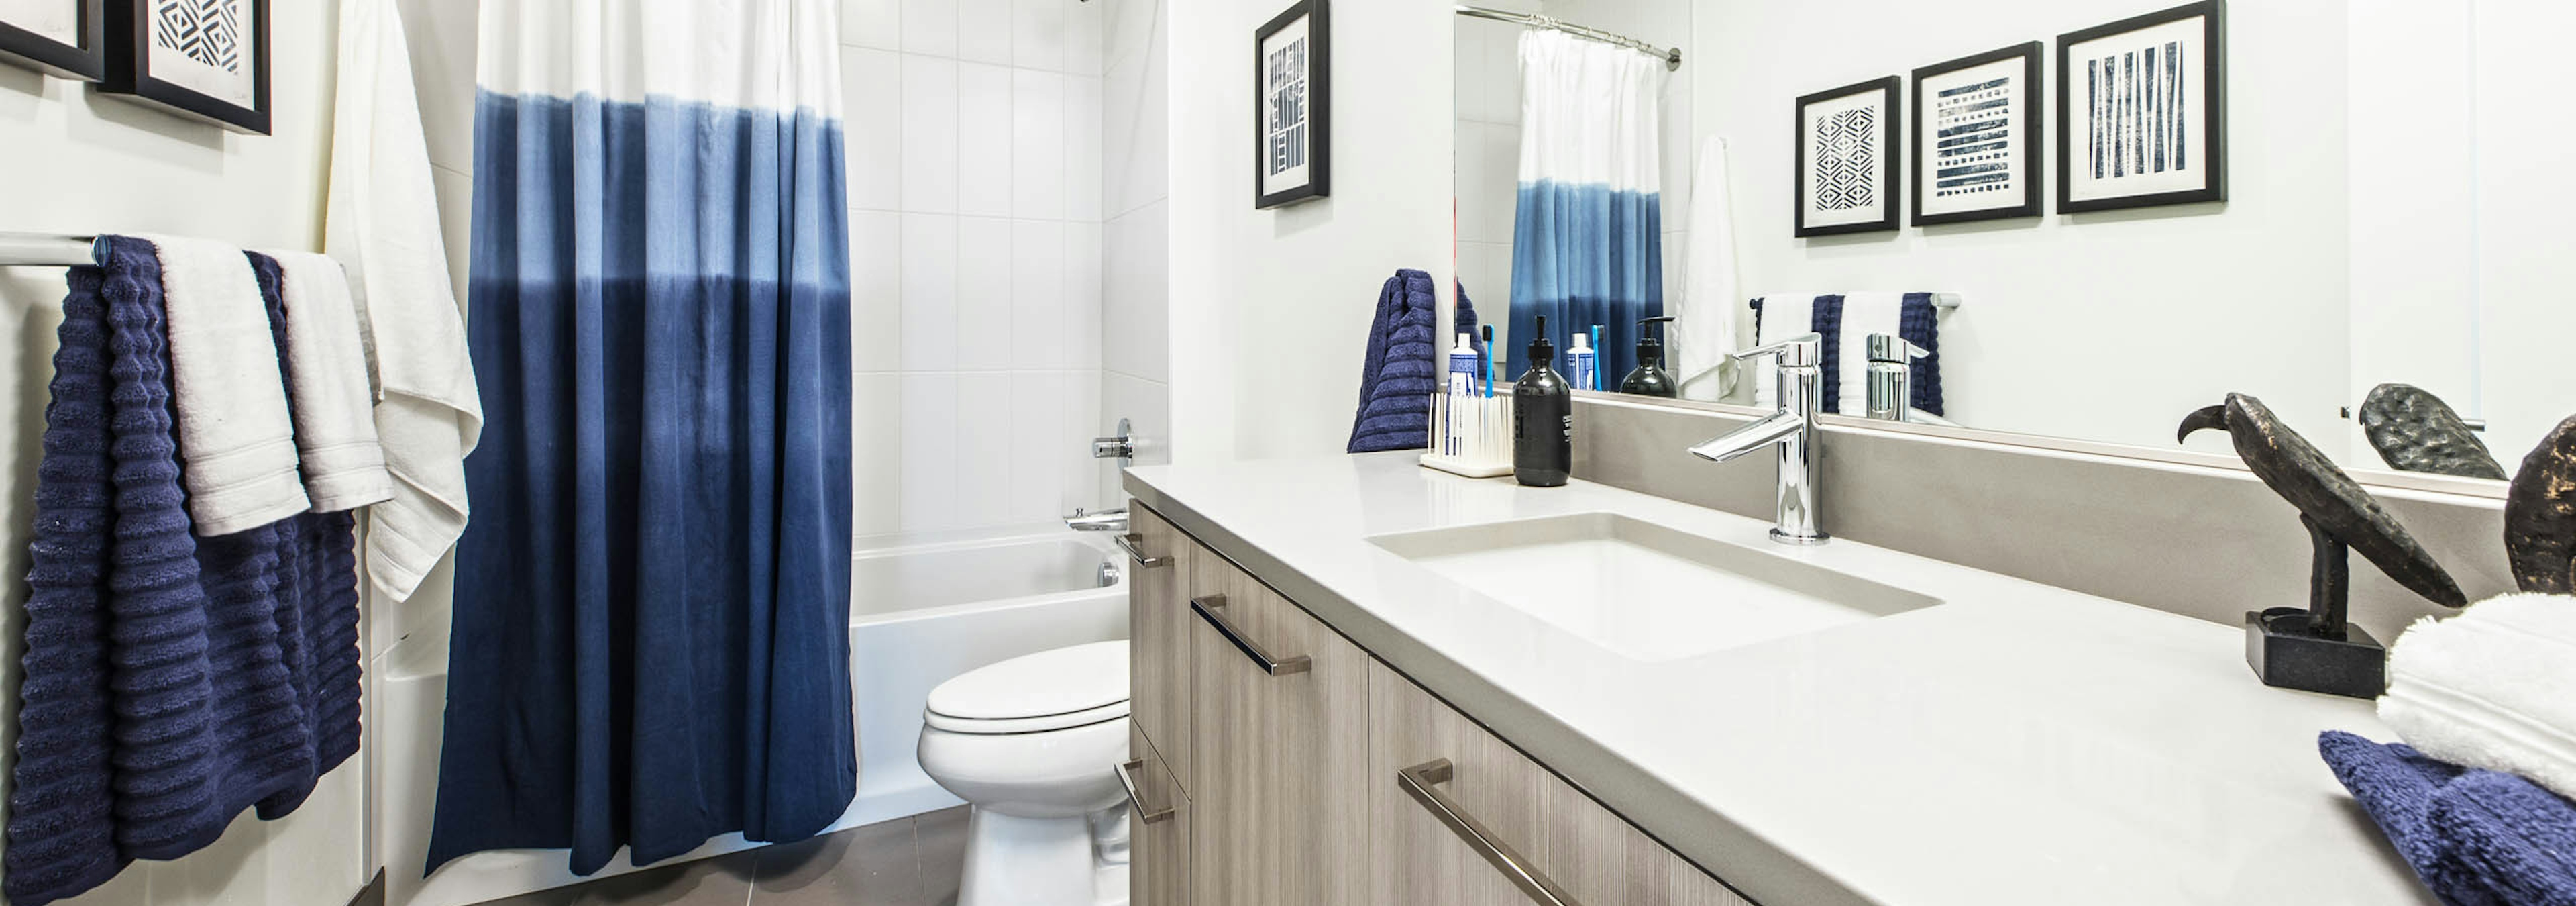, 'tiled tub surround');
1126,454,2434,906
